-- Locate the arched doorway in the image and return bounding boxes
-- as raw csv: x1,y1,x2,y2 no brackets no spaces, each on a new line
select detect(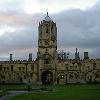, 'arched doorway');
41,71,53,85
